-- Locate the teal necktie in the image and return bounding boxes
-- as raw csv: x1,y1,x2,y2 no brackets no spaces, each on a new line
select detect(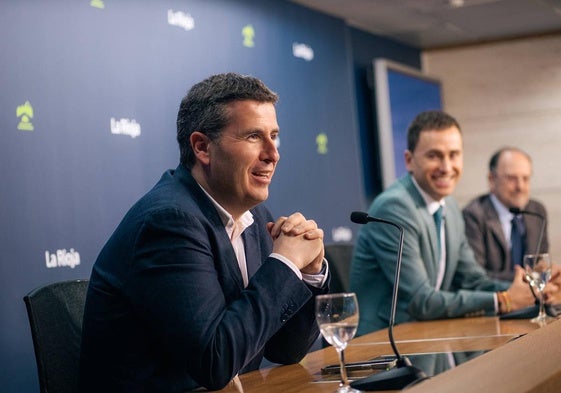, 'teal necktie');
433,206,443,256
